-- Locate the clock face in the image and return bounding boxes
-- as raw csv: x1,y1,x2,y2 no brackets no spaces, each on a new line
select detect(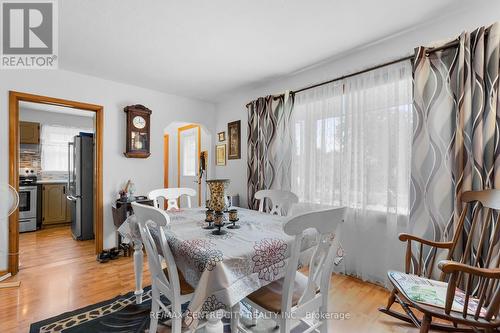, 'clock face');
132,115,146,129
